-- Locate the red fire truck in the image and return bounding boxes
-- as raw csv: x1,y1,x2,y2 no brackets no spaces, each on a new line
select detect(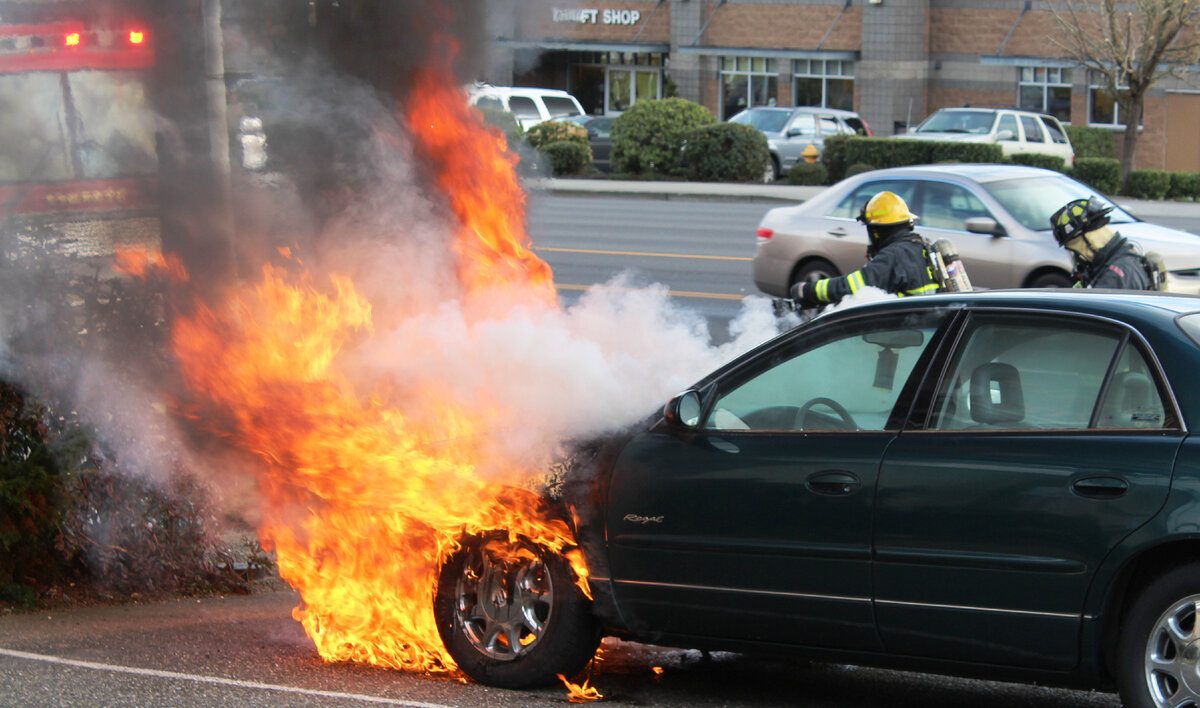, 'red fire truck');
0,9,160,258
